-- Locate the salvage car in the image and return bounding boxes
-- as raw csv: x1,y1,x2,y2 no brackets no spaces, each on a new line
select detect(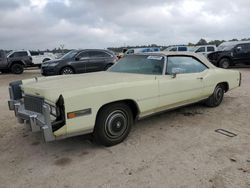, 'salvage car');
8,52,241,146
41,49,117,76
